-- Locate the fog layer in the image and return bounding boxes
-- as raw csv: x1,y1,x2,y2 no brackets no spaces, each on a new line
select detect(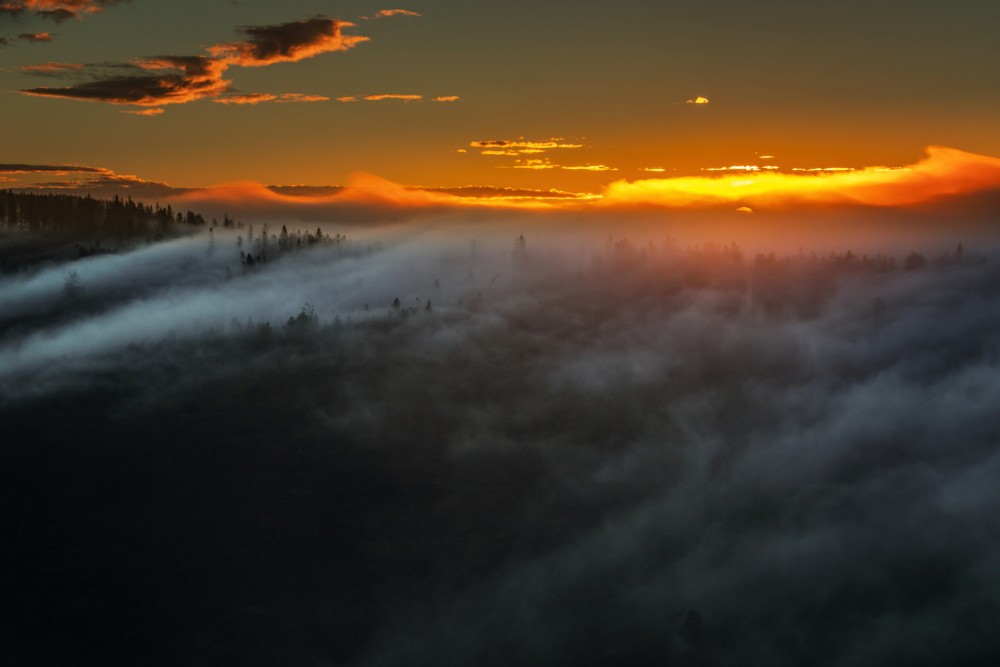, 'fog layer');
2,216,999,666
